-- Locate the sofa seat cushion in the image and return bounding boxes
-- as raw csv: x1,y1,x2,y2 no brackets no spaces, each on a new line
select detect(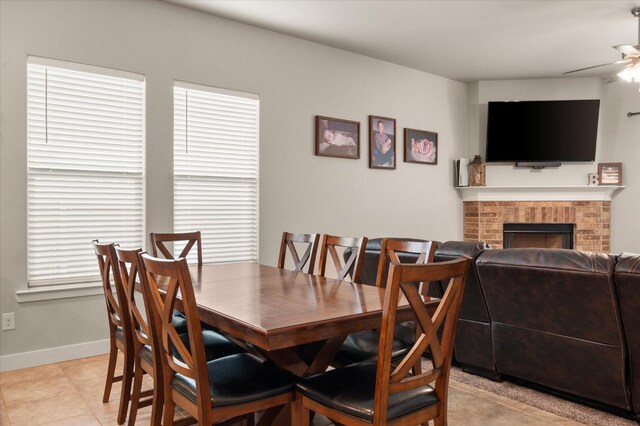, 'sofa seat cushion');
297,361,438,421
171,353,295,407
